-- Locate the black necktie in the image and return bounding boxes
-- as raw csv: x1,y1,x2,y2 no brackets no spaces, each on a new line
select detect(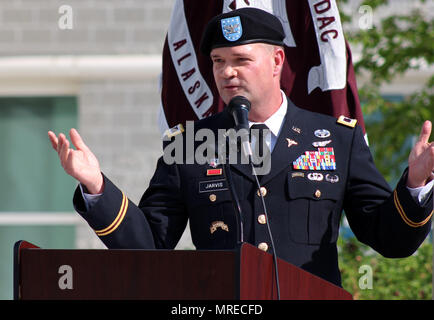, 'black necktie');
250,123,269,165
